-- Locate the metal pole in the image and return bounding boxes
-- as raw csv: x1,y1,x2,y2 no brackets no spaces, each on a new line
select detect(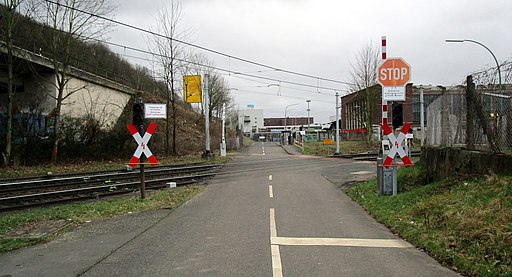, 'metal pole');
138,125,146,199
220,103,226,157
284,103,299,145
204,74,211,156
445,39,501,92
307,100,311,130
335,92,340,154
420,85,425,146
